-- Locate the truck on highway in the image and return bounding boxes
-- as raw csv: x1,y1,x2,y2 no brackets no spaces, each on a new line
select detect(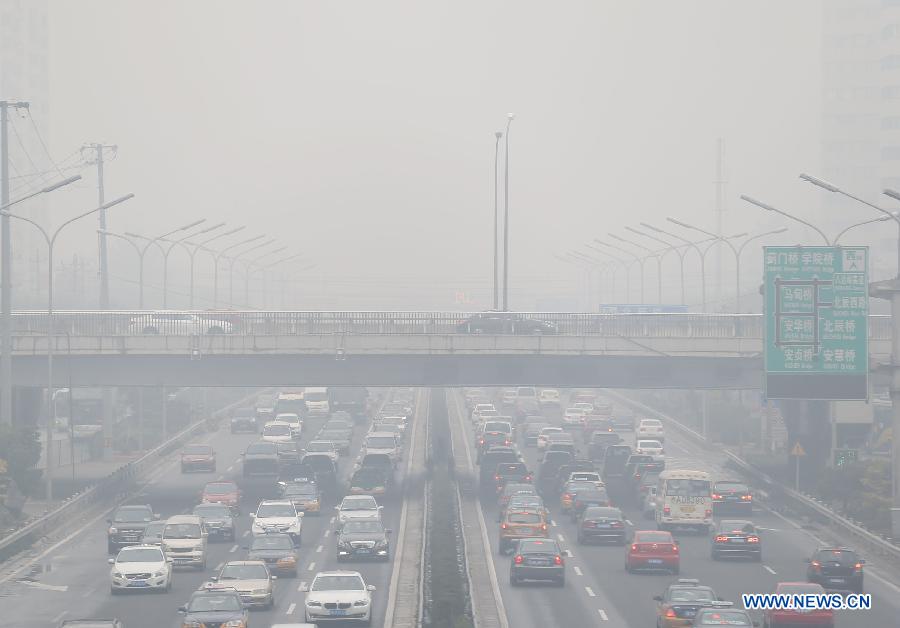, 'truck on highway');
328,387,369,414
